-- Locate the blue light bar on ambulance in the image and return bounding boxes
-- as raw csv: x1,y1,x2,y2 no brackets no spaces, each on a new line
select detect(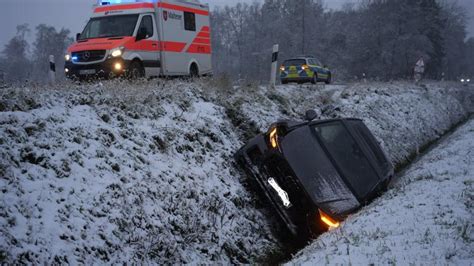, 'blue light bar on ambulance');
98,0,159,5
